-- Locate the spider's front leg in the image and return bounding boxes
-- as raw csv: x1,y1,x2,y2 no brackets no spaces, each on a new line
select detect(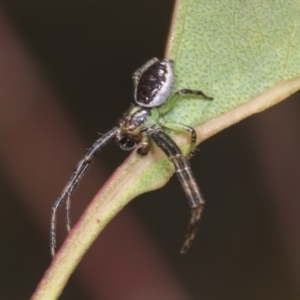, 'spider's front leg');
147,126,205,254
160,121,197,158
50,127,118,256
